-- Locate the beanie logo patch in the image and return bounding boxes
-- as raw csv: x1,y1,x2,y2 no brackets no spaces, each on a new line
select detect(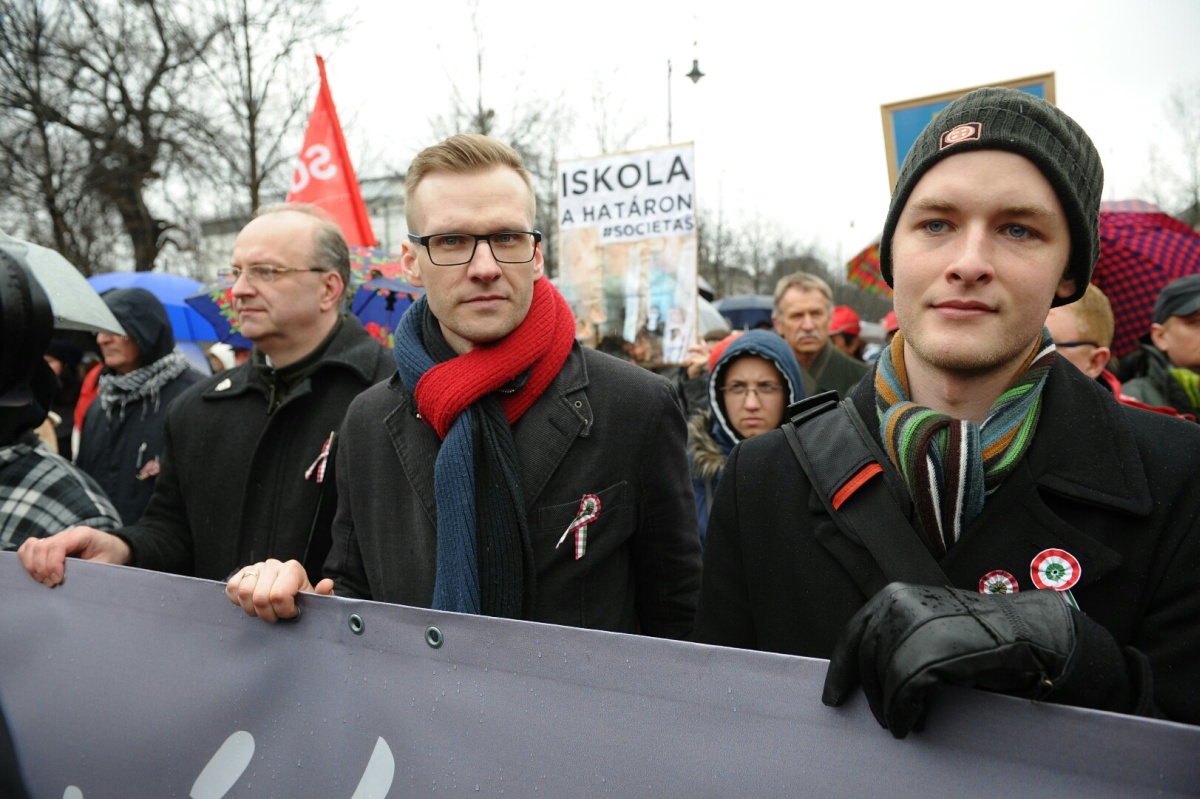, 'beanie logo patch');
939,122,982,150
